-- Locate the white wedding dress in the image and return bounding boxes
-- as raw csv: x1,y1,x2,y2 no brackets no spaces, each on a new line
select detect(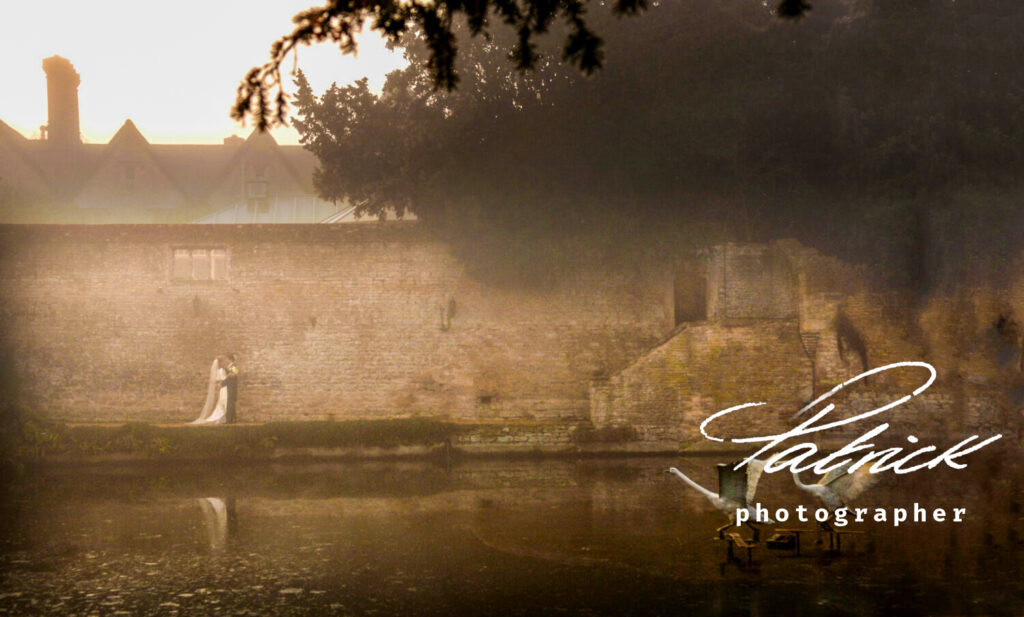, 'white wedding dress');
190,359,228,424
196,497,229,552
